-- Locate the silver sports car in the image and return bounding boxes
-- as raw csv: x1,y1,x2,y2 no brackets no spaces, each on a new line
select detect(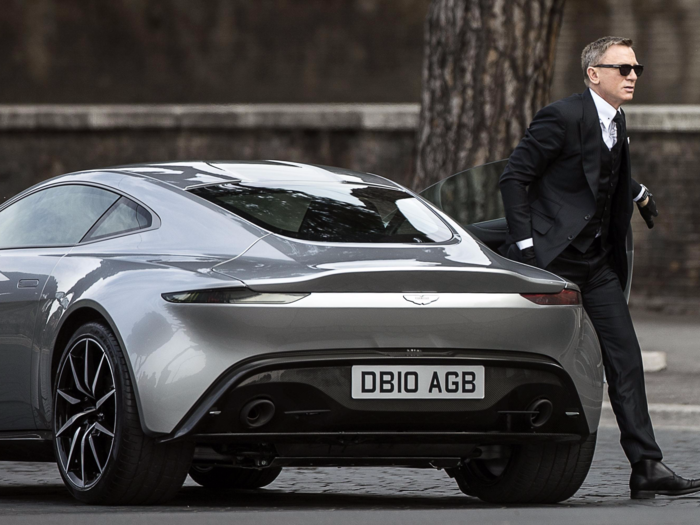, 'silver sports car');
0,160,605,505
